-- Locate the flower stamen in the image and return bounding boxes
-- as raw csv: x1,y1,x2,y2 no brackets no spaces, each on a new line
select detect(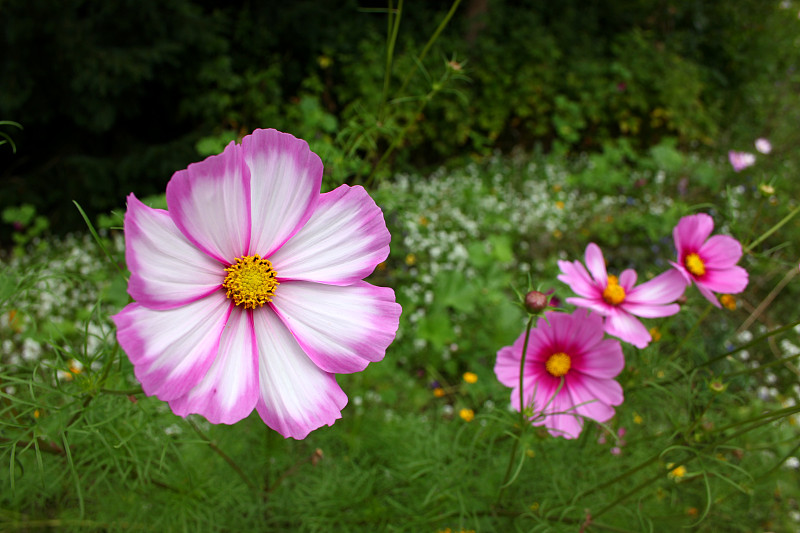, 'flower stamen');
223,255,279,309
545,352,571,377
684,253,706,277
602,274,626,305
